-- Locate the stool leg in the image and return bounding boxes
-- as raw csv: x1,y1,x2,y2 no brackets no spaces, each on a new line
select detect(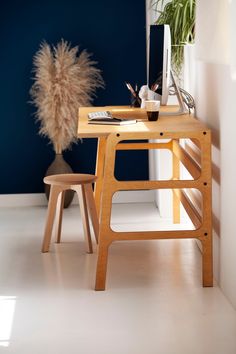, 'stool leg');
75,185,93,254
42,185,62,253
84,183,99,244
55,190,65,243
